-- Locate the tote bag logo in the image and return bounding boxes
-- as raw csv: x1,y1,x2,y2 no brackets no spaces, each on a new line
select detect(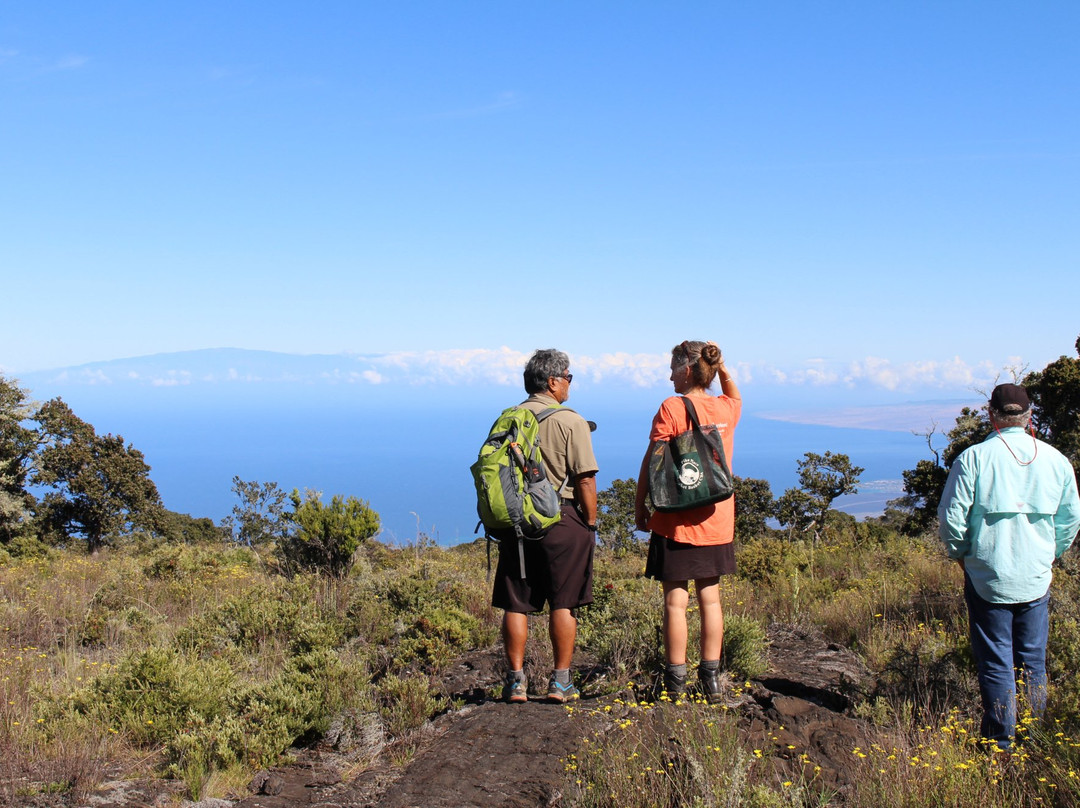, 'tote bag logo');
647,397,734,512
676,457,703,490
